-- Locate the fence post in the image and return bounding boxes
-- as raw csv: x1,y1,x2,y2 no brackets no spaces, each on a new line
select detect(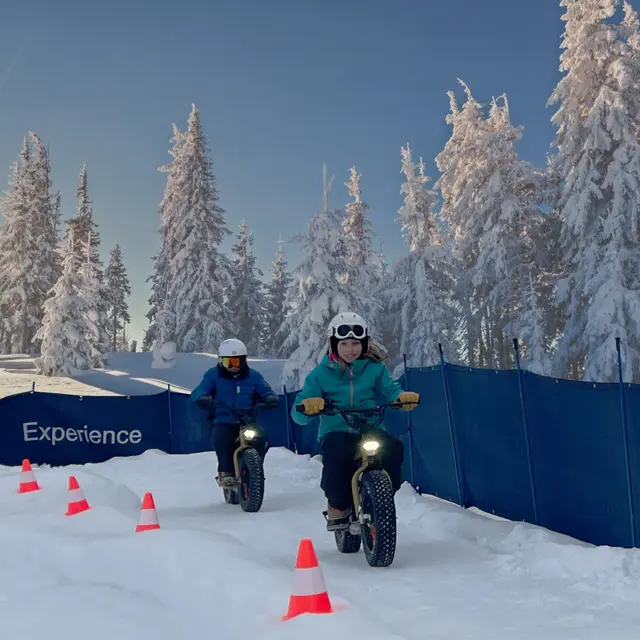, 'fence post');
283,385,296,453
167,384,174,453
438,343,464,507
402,353,416,489
512,338,539,526
616,337,636,547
